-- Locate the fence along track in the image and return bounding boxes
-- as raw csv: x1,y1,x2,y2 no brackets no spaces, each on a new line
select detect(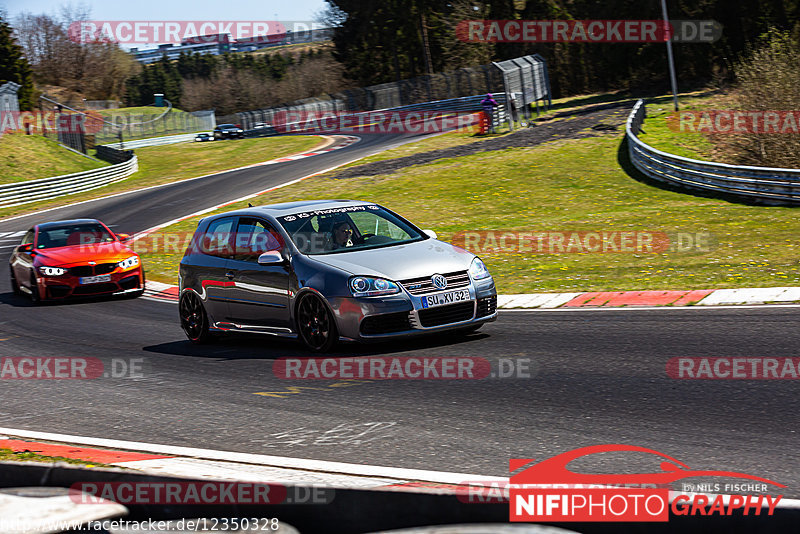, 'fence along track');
627,99,800,205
